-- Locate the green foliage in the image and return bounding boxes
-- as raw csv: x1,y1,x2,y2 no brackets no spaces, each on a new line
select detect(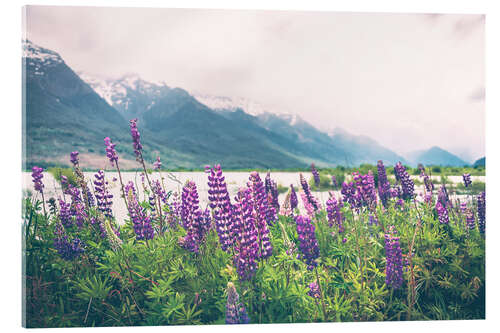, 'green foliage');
48,167,78,187
24,170,485,327
276,184,289,194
